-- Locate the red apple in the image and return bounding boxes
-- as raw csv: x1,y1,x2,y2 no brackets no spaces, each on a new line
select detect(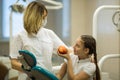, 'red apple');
58,45,68,54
